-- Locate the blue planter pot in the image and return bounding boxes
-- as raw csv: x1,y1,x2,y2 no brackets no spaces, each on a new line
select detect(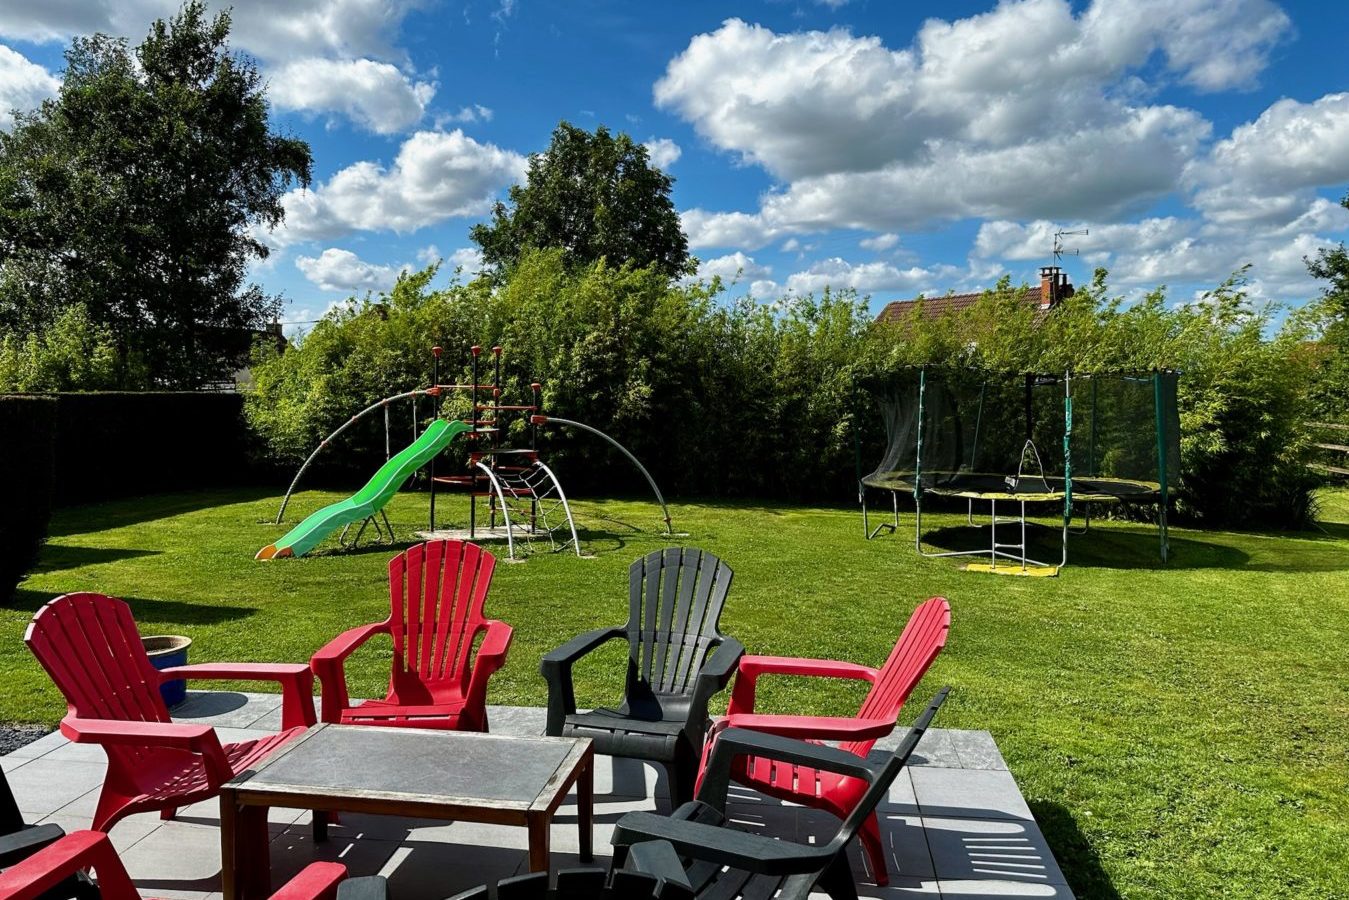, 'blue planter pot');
143,635,192,708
